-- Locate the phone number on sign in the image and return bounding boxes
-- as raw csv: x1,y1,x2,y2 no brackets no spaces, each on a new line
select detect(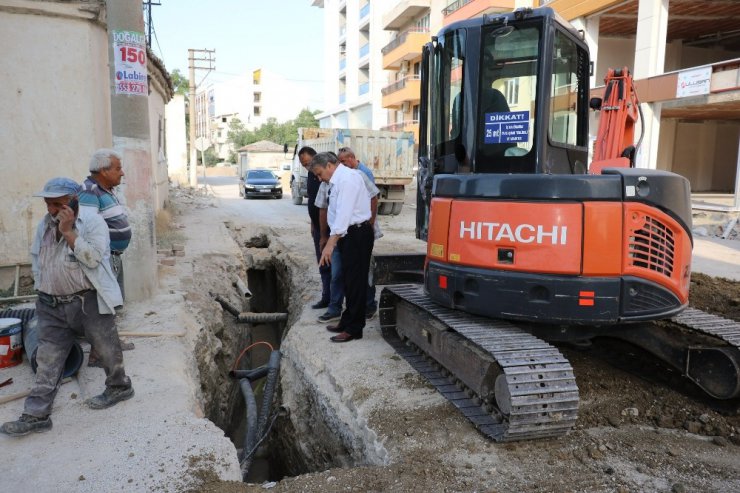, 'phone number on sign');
117,82,147,94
